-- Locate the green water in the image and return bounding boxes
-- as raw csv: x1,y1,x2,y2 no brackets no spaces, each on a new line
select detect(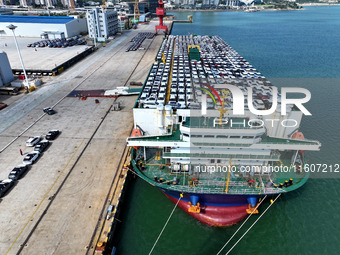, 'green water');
116,7,340,255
